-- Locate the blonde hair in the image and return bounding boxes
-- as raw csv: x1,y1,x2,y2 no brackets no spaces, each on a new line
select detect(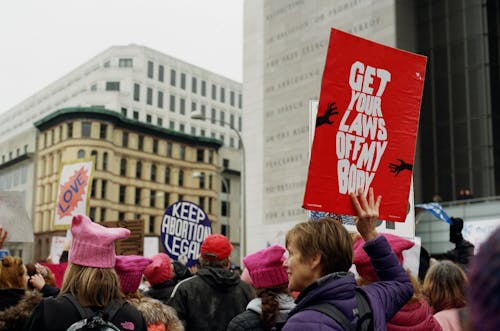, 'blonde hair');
286,218,353,275
61,263,124,307
0,256,27,289
423,260,467,312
